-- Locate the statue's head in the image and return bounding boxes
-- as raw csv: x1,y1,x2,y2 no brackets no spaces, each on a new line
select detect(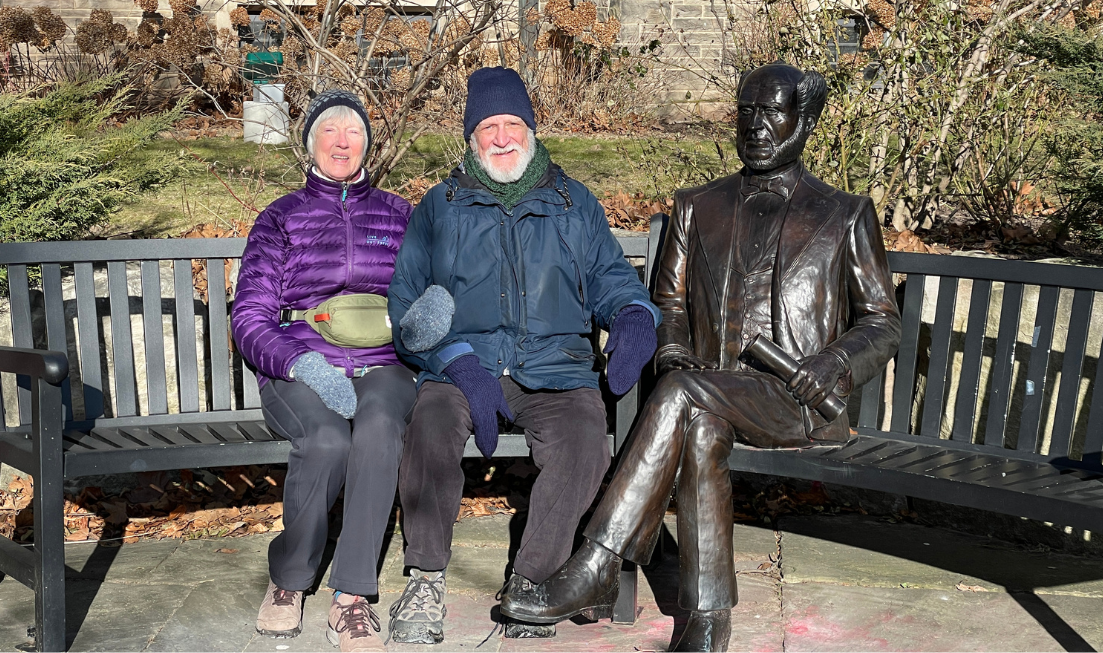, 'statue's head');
735,63,826,173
